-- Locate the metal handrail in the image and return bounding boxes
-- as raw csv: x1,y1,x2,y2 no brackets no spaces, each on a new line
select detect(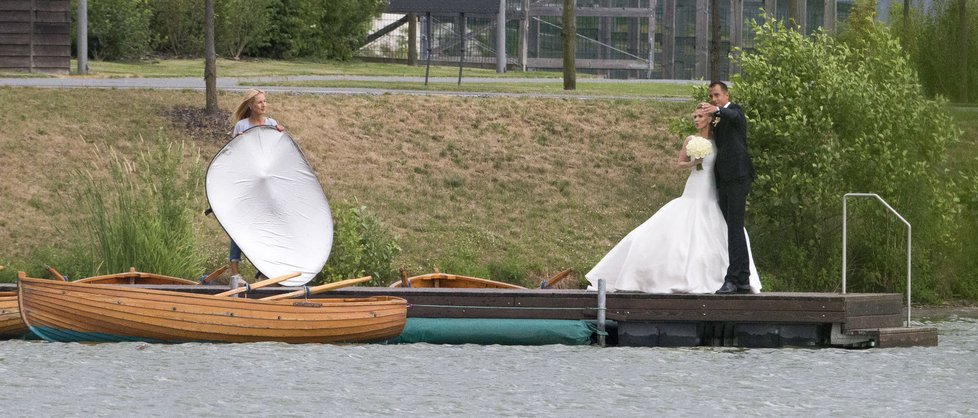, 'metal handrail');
842,193,912,327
